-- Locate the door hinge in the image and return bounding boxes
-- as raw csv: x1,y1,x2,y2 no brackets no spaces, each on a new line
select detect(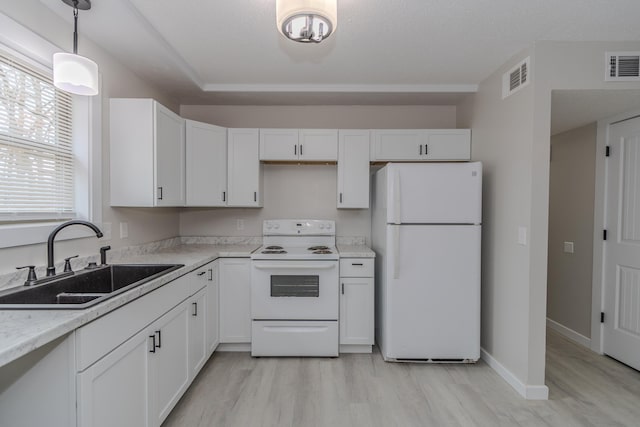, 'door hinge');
601,312,605,323
603,229,607,240
605,146,610,157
